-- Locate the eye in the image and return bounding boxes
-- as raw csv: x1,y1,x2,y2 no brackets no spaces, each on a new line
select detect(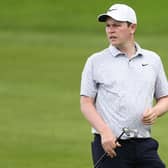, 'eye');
113,23,121,27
